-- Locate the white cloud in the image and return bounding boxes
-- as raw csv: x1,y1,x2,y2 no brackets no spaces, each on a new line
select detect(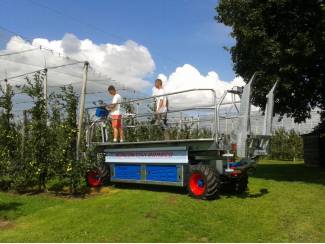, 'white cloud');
157,64,245,110
1,34,249,114
1,34,155,91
